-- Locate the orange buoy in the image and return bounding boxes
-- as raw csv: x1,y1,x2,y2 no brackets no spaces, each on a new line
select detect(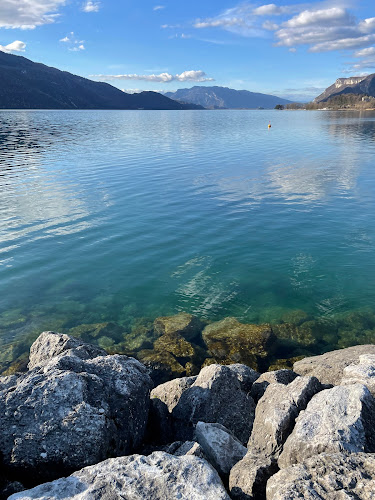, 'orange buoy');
268,122,271,129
